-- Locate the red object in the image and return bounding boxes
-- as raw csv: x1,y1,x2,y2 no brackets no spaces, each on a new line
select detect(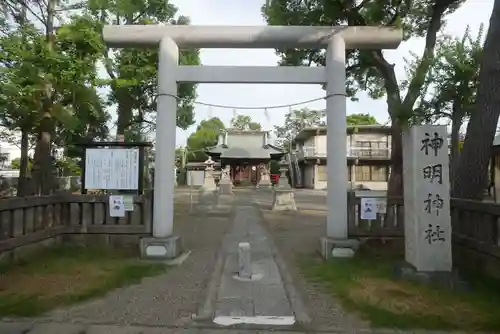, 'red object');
271,174,280,184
